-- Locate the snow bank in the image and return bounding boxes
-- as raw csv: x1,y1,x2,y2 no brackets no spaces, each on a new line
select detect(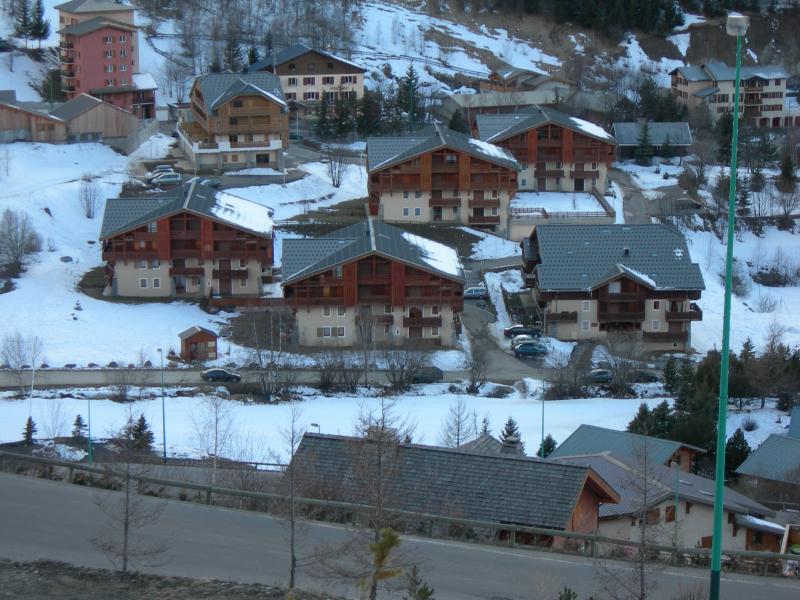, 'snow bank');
461,227,520,260
511,192,604,213
615,159,685,191
616,34,684,89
